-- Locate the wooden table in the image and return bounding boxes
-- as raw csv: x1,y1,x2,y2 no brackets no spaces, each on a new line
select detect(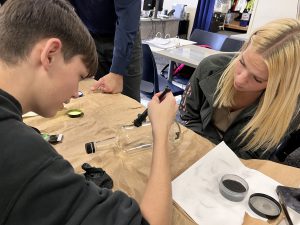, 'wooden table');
24,79,300,225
